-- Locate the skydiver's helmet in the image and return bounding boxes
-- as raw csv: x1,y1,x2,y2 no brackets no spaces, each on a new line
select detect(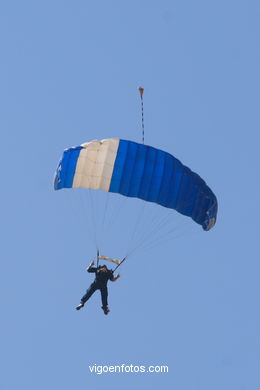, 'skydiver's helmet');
98,264,108,271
